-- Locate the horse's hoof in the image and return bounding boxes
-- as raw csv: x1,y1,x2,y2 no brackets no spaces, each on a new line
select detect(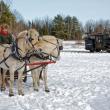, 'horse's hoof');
18,92,24,96
18,93,24,96
34,88,39,91
21,94,24,96
34,89,39,91
9,93,14,97
18,90,24,96
1,87,6,91
45,89,50,92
